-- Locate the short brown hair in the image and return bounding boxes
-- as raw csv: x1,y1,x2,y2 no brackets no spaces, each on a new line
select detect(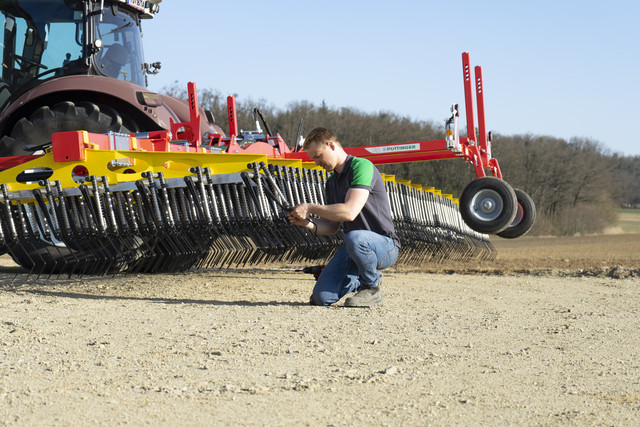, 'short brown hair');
303,127,340,150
